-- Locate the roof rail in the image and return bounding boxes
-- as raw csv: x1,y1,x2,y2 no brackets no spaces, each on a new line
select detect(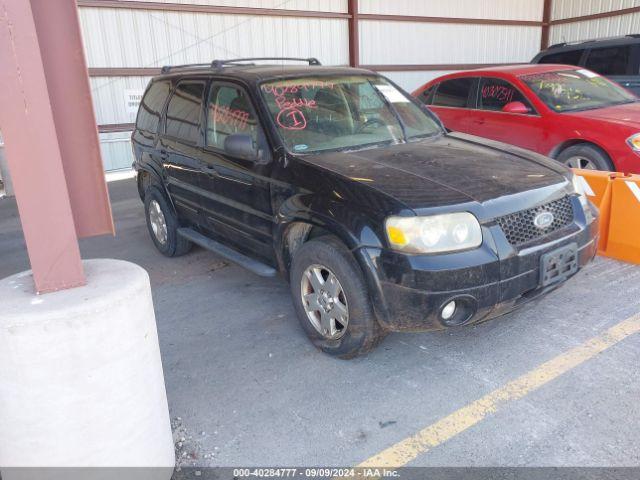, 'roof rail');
547,33,640,50
211,57,321,68
160,63,211,74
